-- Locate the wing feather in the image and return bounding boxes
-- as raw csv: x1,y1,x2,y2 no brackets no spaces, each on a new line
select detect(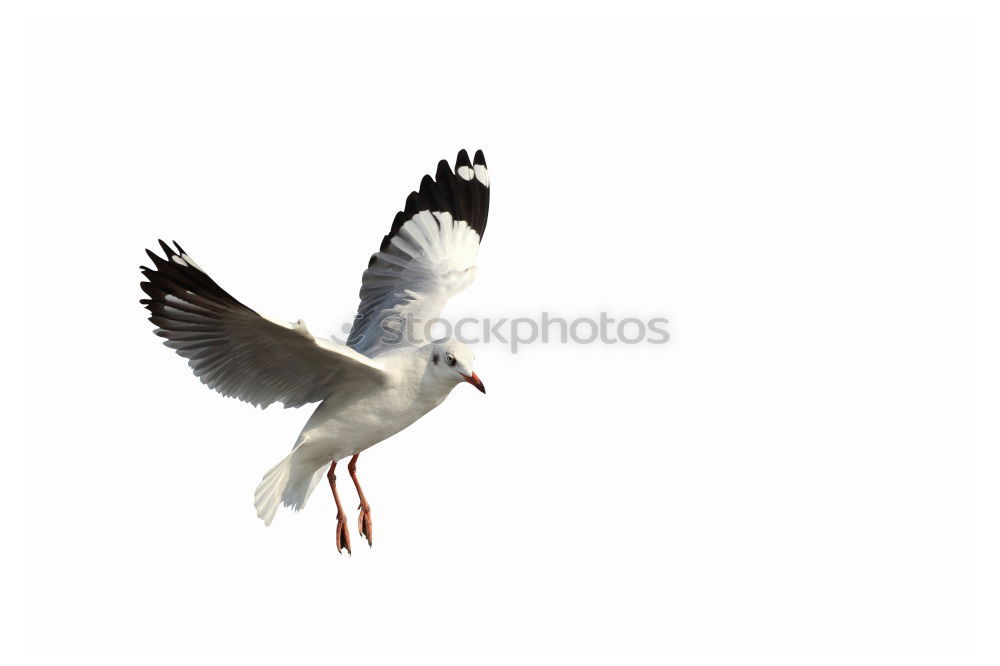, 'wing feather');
140,241,385,409
347,149,490,355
